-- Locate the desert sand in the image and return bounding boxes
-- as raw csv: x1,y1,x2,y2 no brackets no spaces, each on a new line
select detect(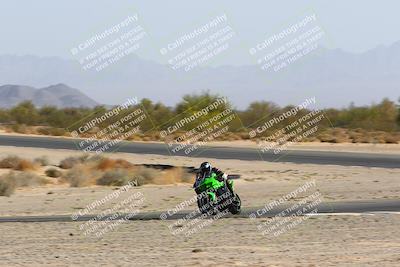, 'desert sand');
1,214,400,266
